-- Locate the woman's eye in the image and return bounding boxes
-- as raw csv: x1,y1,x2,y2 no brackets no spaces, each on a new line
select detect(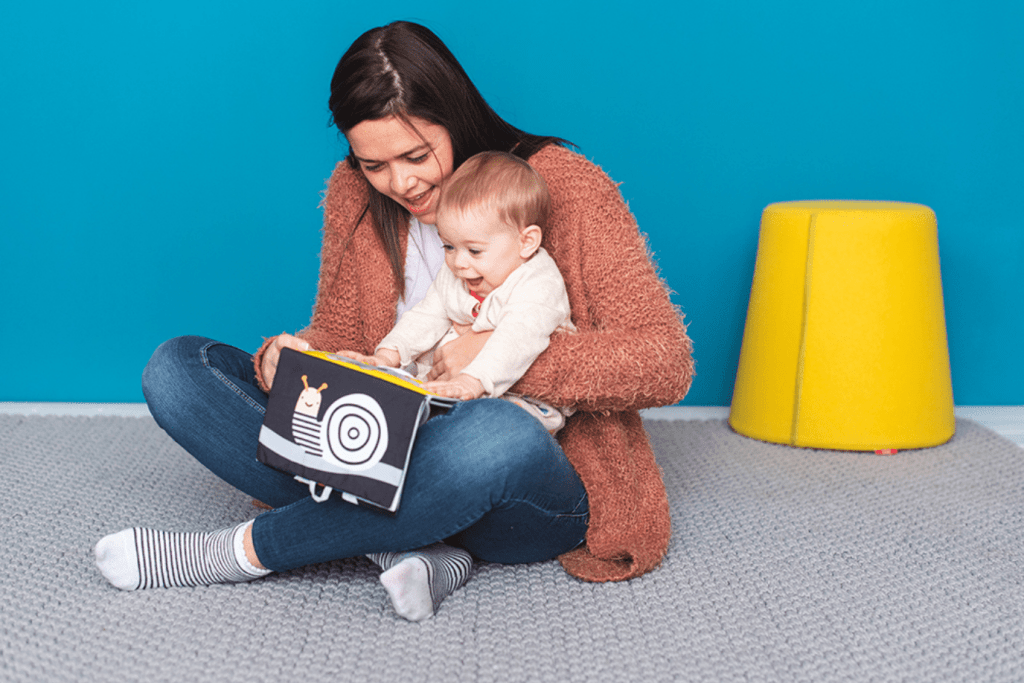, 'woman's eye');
362,163,383,173
408,153,429,164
